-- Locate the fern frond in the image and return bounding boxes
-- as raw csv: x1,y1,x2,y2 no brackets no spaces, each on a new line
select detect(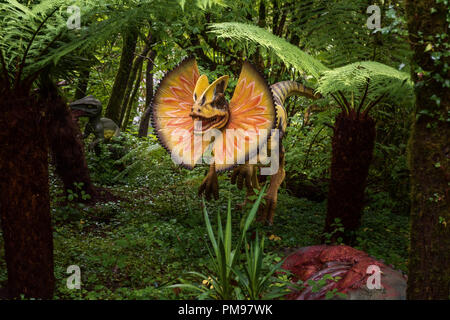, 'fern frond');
210,22,328,79
292,0,412,70
210,22,413,111
316,61,413,109
0,0,175,86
